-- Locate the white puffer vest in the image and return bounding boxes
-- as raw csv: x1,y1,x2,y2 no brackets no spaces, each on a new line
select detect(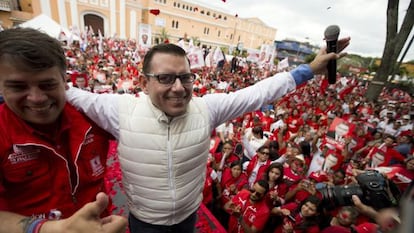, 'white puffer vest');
118,94,210,225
